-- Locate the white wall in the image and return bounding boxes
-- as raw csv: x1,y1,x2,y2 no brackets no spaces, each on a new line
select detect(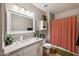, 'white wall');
0,3,5,55
55,8,79,19
46,12,54,42
0,3,3,55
